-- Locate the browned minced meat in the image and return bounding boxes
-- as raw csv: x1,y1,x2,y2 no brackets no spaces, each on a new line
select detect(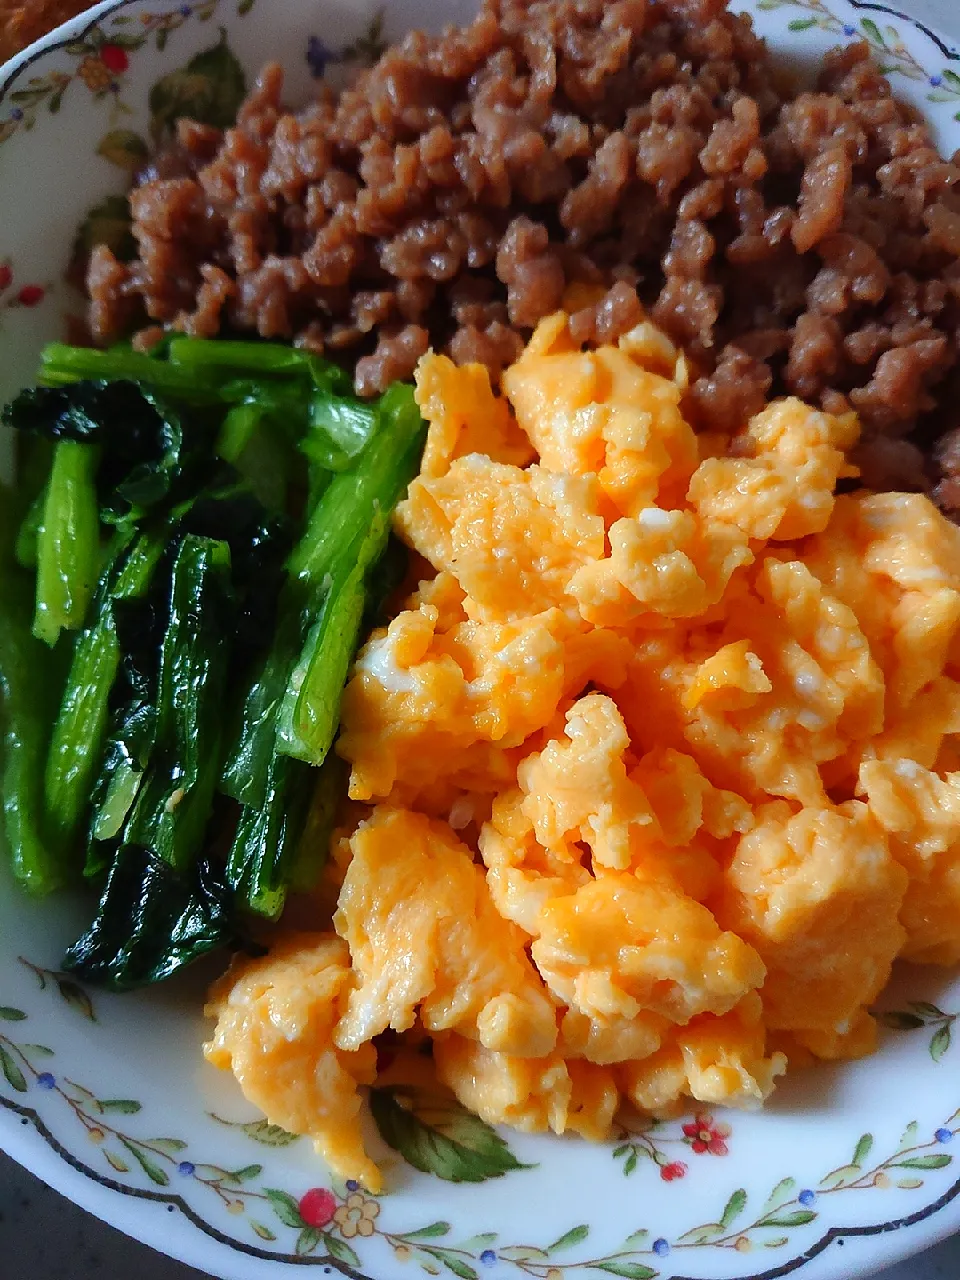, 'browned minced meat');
87,0,960,511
